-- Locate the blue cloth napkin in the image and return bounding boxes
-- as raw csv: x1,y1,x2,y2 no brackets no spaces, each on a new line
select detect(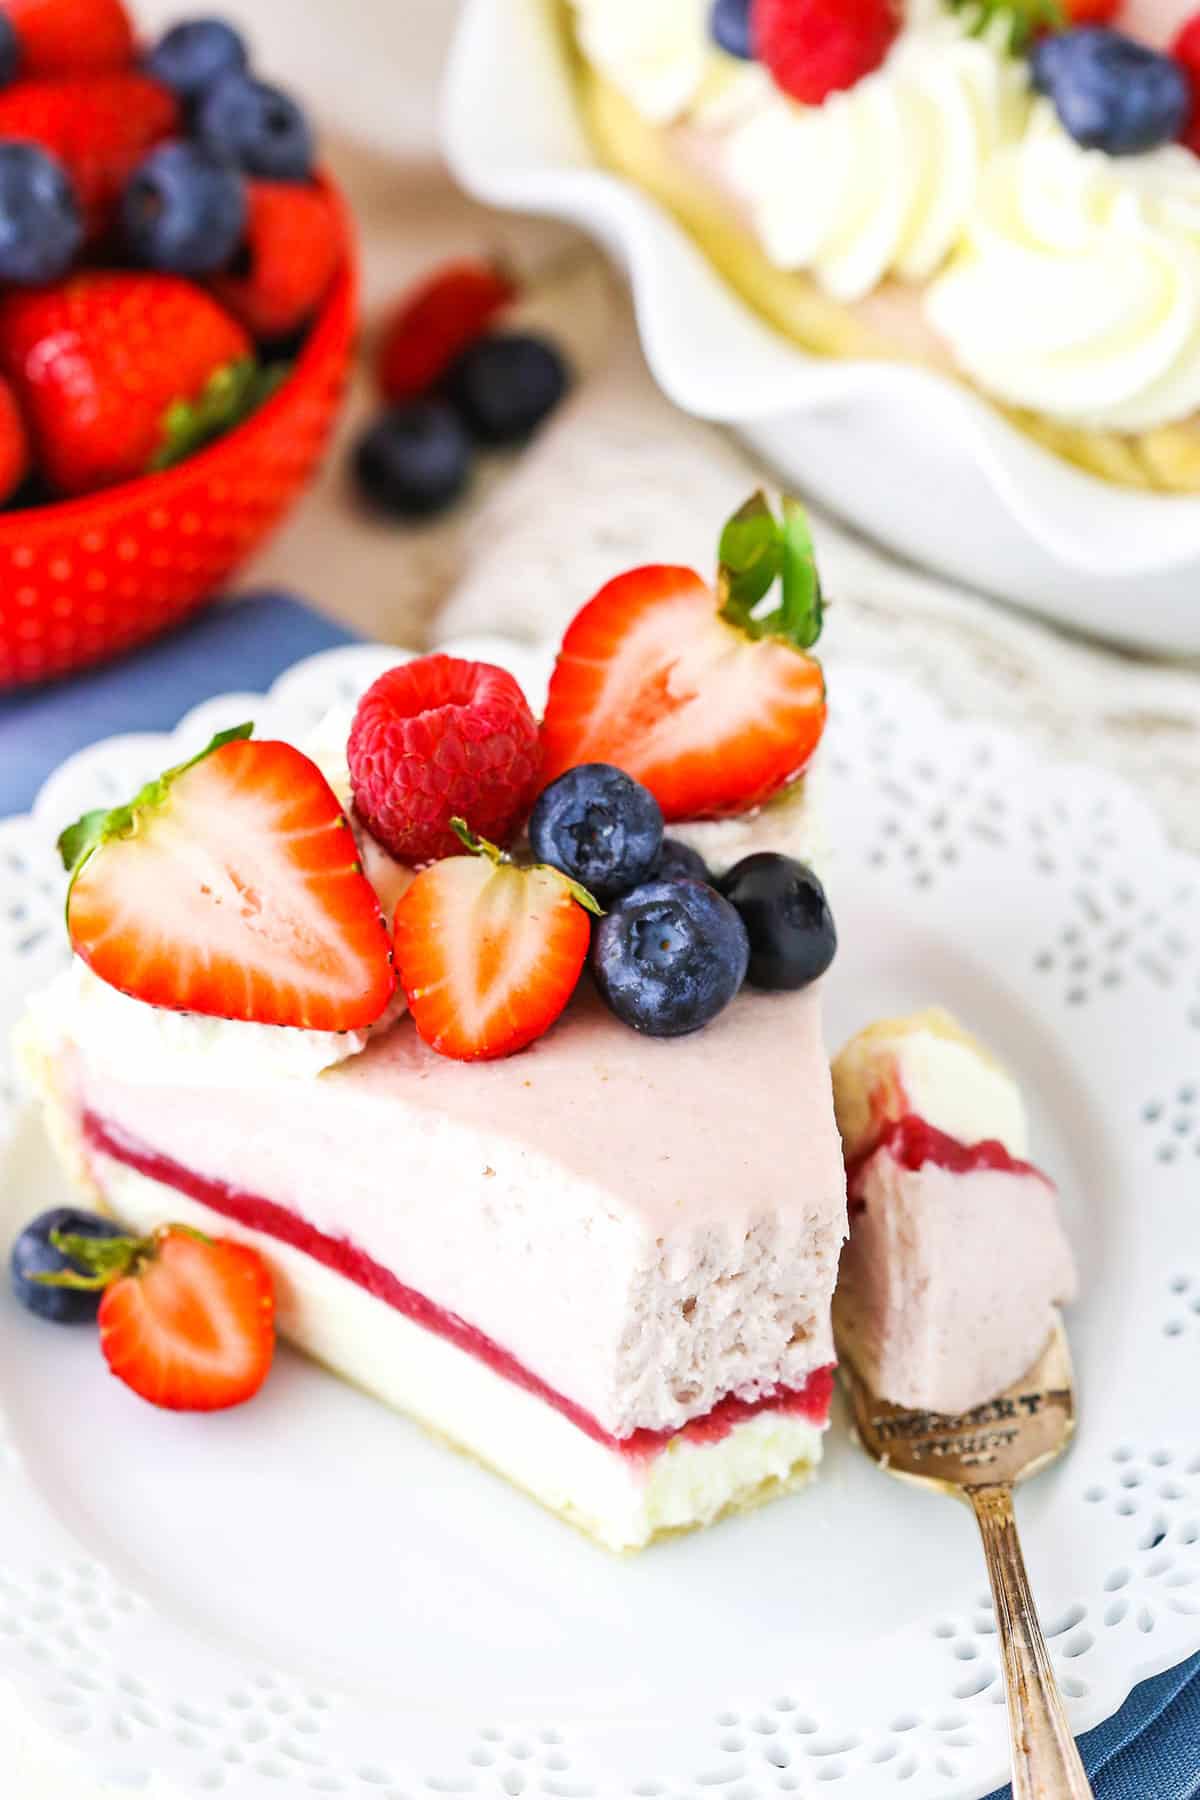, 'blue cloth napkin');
0,590,361,819
2,591,1198,1798
986,1652,1200,1799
